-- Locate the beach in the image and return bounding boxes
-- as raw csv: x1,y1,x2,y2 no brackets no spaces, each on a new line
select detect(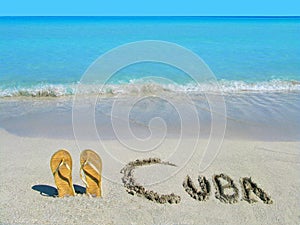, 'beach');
0,127,299,224
0,16,299,224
